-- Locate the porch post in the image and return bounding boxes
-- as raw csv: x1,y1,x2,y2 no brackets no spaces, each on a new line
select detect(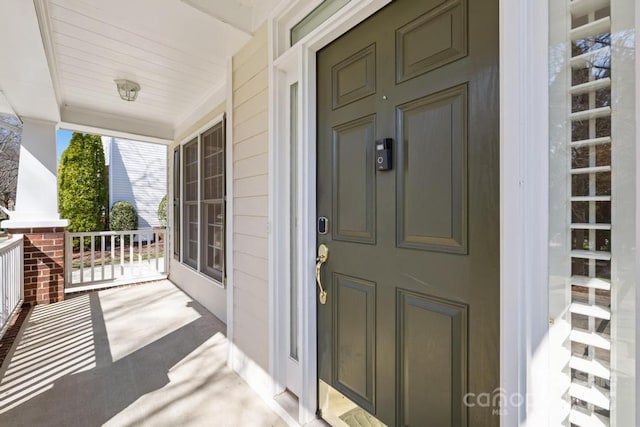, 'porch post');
1,118,68,304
